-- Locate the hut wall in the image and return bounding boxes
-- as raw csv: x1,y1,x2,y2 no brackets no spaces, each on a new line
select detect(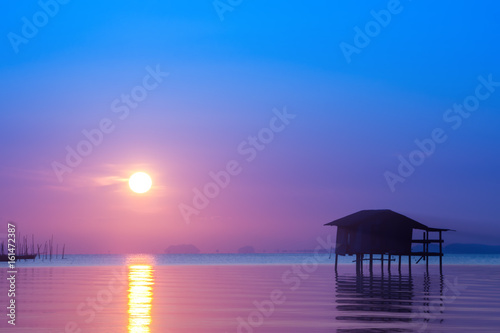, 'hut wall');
335,227,348,255
335,223,413,255
382,224,413,254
